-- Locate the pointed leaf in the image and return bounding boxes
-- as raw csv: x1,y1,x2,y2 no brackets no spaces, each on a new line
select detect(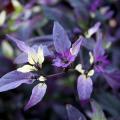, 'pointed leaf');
82,38,95,50
53,21,71,53
0,71,33,92
103,70,120,89
91,100,107,120
95,92,120,116
94,32,105,59
24,83,47,110
14,53,28,64
6,35,30,53
66,104,86,120
77,75,93,100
